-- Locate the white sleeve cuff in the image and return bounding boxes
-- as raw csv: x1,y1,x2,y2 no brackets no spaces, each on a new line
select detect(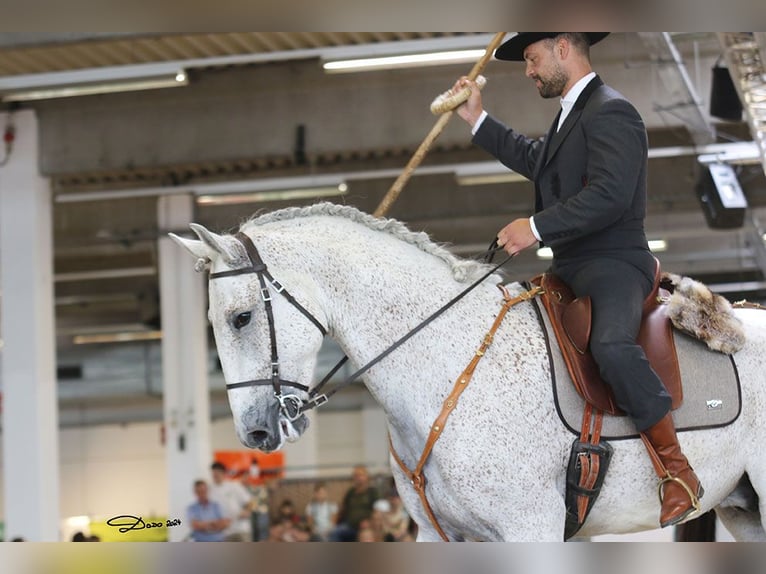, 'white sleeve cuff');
528,216,542,241
470,110,489,135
